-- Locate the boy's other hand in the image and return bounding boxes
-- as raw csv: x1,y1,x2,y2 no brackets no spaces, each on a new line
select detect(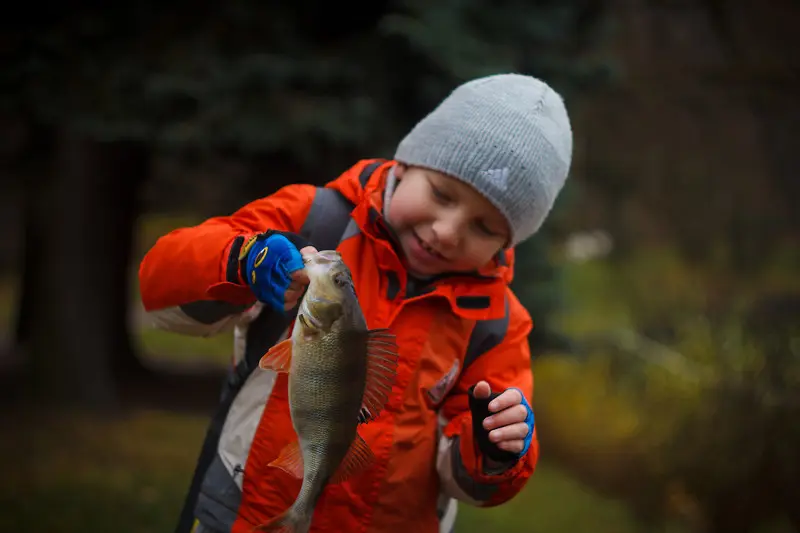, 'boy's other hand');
473,381,535,456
